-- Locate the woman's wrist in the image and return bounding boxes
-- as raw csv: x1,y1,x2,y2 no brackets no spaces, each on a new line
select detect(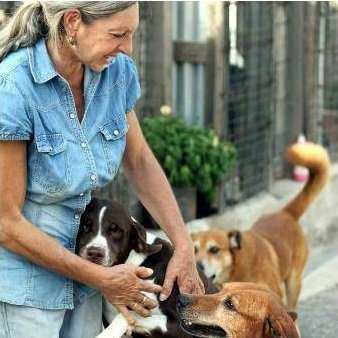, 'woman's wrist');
77,260,108,290
171,233,194,253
